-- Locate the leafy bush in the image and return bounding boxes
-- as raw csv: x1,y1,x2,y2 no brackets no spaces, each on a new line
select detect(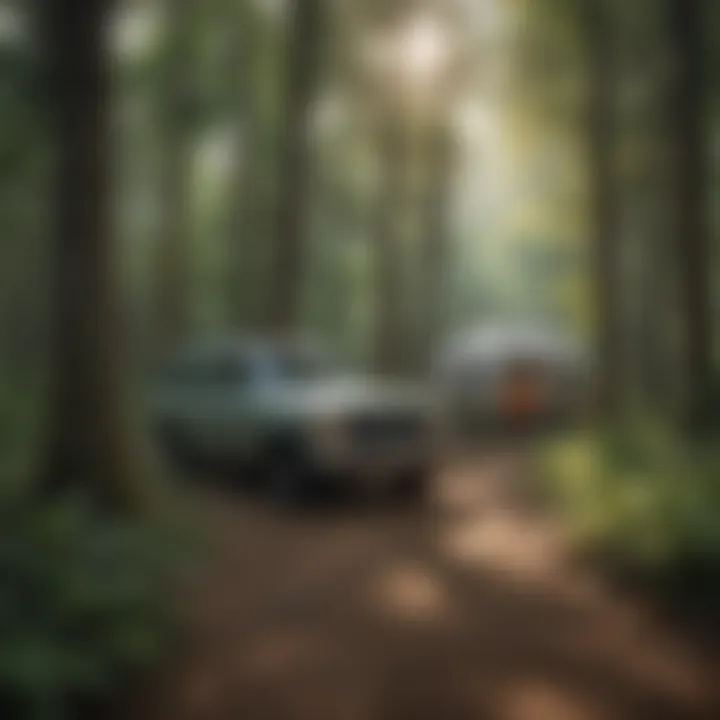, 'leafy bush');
541,420,720,578
0,496,189,720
